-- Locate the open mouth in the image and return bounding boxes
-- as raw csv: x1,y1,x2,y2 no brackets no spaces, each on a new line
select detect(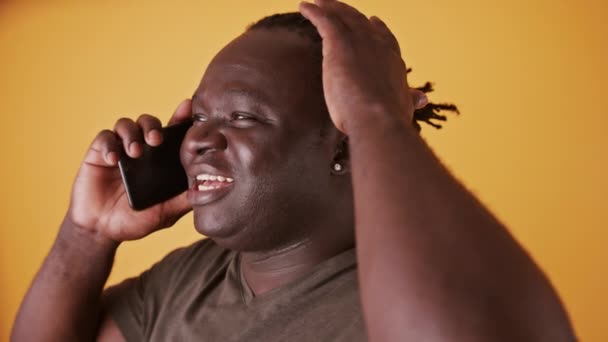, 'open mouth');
194,173,234,191
188,172,235,206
